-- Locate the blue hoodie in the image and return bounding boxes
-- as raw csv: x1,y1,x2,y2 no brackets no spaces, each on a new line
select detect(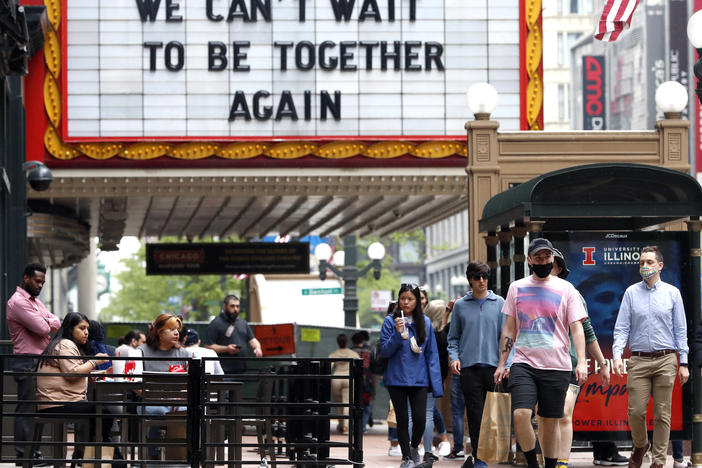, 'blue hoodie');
380,314,443,397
